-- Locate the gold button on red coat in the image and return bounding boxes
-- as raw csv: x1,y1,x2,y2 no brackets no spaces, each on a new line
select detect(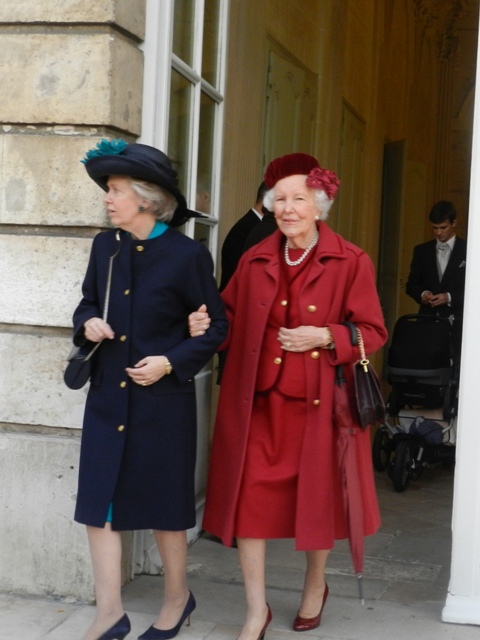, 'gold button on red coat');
313,399,320,406
307,305,317,312
117,425,125,432
280,300,288,307
310,351,320,359
274,357,282,365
